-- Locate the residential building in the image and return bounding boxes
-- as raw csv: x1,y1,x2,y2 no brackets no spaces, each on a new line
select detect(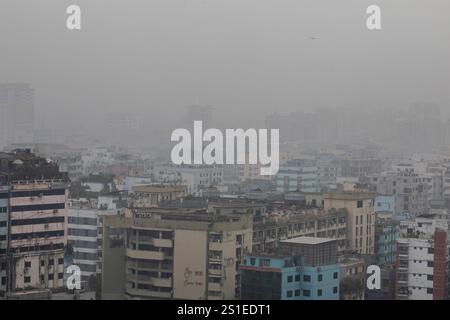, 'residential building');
275,159,319,193
101,208,253,300
324,192,376,254
132,185,186,208
252,208,349,253
0,149,69,293
395,216,449,300
240,237,340,300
